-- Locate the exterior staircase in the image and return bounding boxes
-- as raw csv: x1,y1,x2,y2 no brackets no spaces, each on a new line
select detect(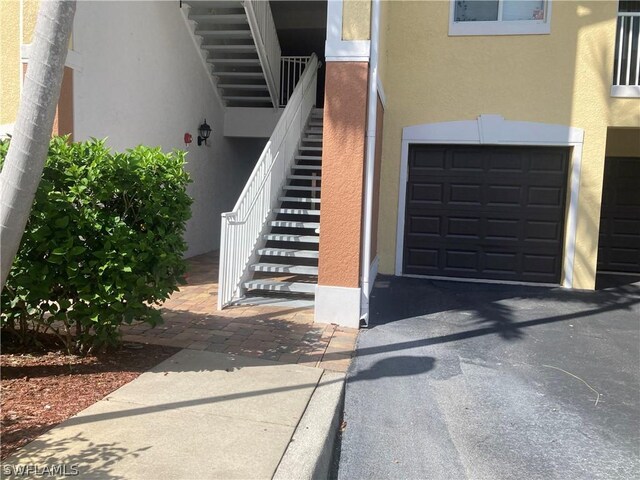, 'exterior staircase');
183,0,280,107
242,108,324,300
